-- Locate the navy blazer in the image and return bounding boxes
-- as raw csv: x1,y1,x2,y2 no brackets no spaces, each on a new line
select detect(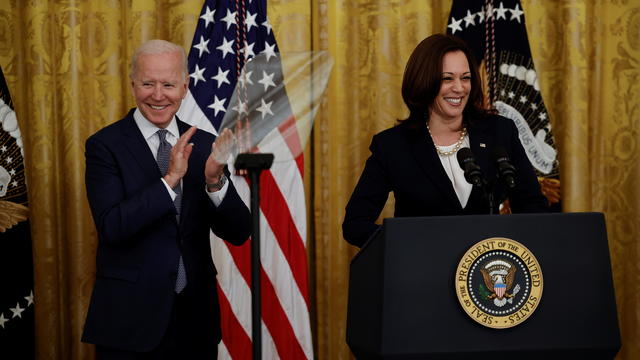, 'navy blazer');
82,109,251,351
343,114,548,247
